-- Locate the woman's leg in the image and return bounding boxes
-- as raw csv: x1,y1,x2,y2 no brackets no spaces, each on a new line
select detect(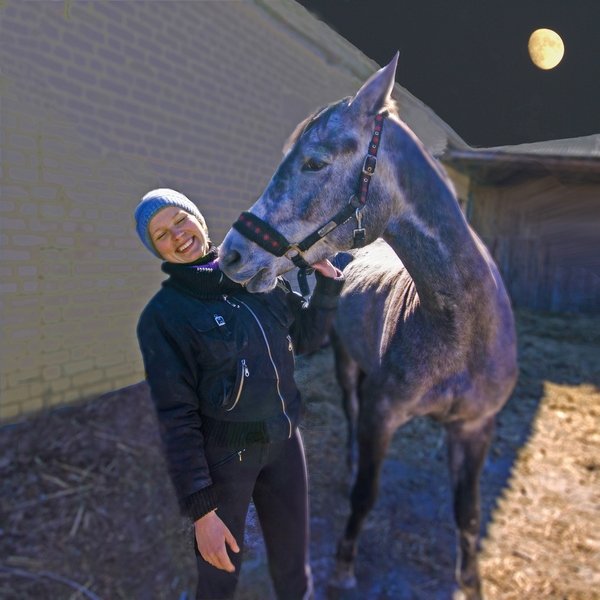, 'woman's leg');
195,442,262,600
252,429,313,600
